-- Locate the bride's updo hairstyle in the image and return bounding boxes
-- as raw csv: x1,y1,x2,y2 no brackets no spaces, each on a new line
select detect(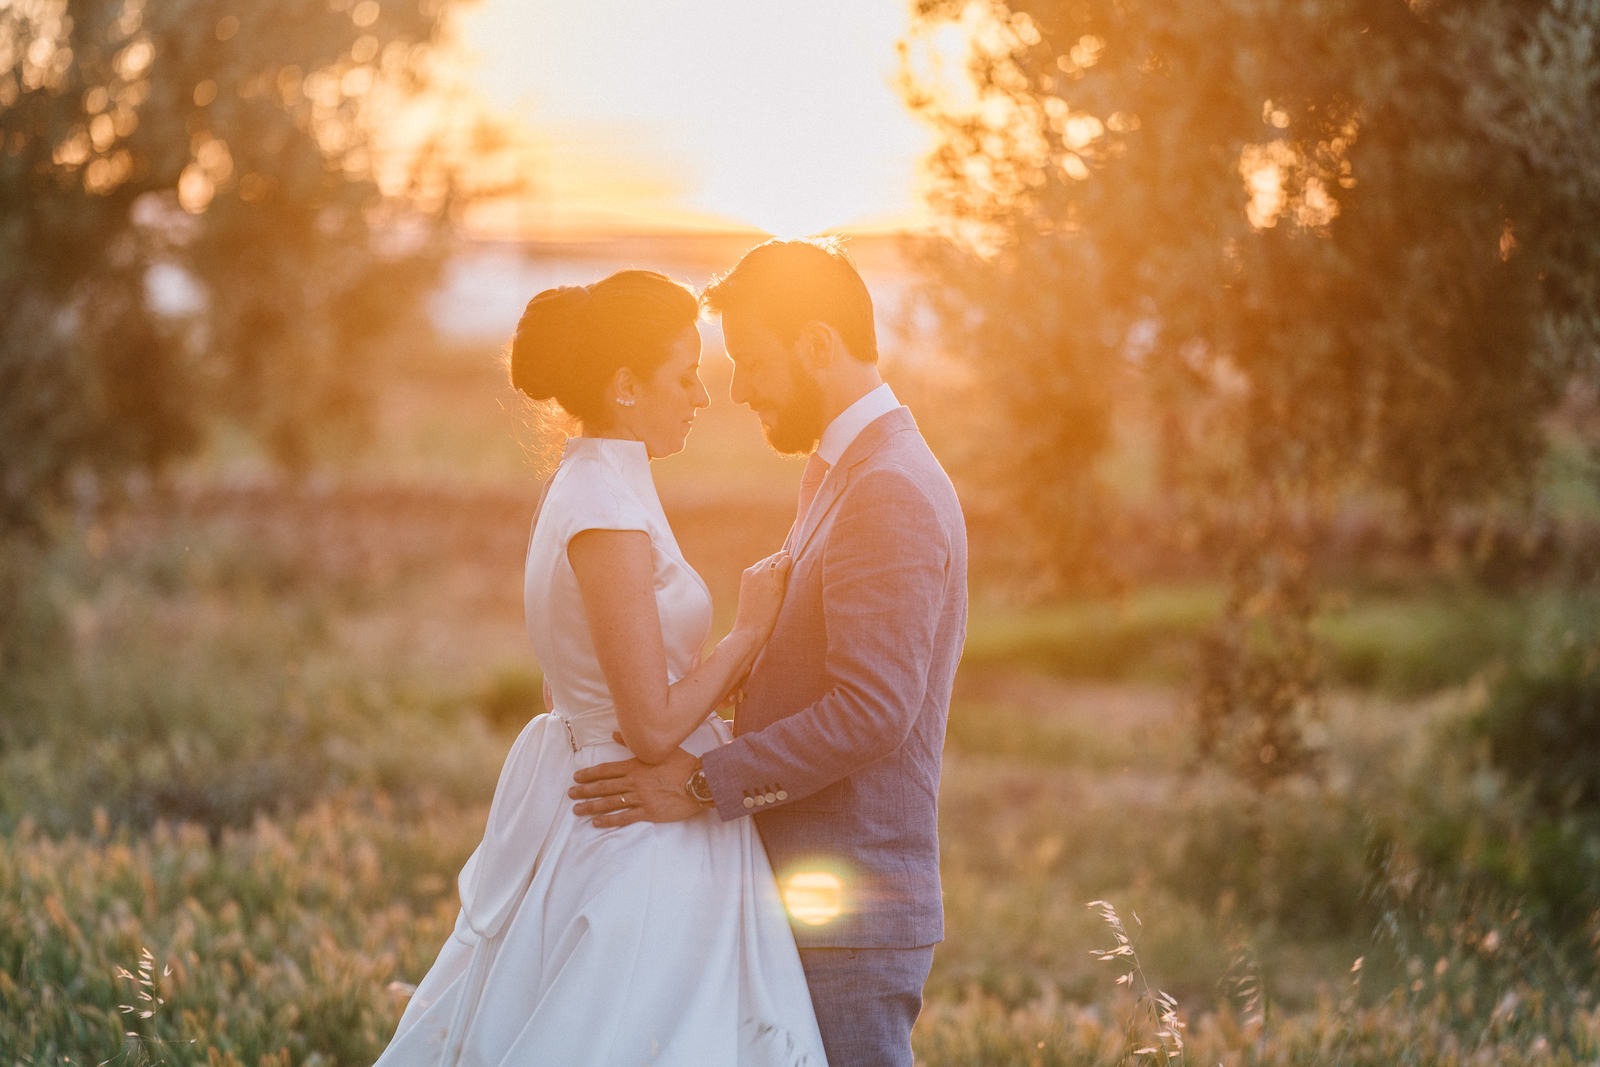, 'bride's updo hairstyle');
510,269,698,424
